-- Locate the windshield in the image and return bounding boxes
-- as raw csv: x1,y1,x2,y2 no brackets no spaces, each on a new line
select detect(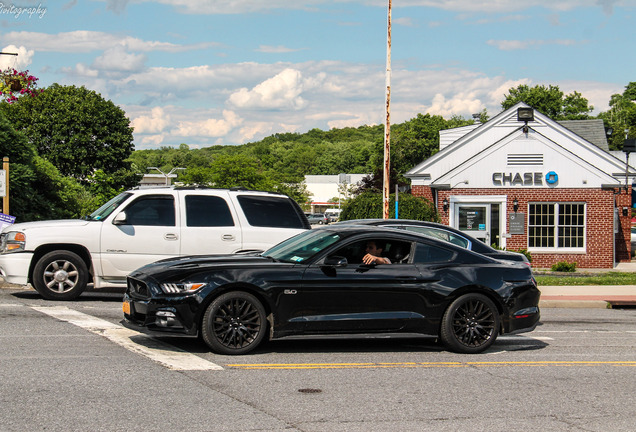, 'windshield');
86,192,132,221
263,229,341,263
